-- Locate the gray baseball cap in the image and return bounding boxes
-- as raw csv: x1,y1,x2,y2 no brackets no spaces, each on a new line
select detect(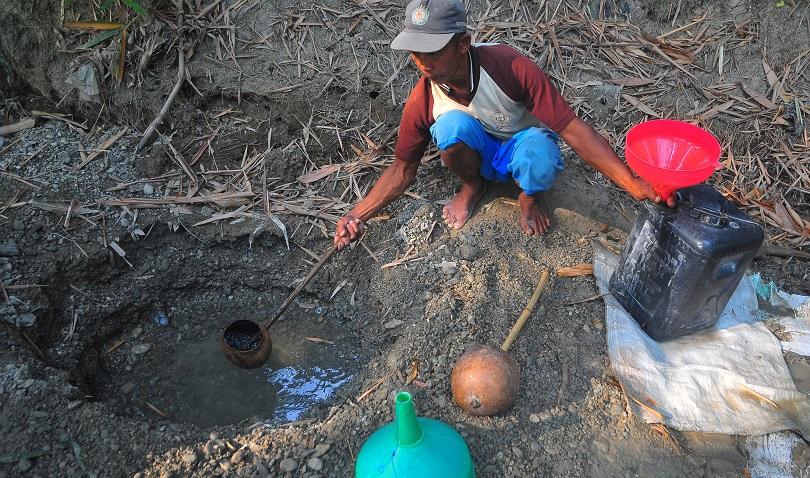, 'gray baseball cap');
390,0,468,53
